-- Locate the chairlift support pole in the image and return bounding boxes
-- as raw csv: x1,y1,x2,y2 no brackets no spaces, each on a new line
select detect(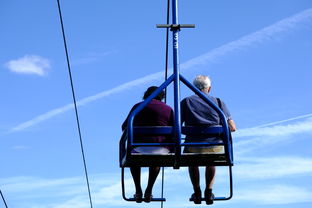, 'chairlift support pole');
171,0,182,169
156,0,195,169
